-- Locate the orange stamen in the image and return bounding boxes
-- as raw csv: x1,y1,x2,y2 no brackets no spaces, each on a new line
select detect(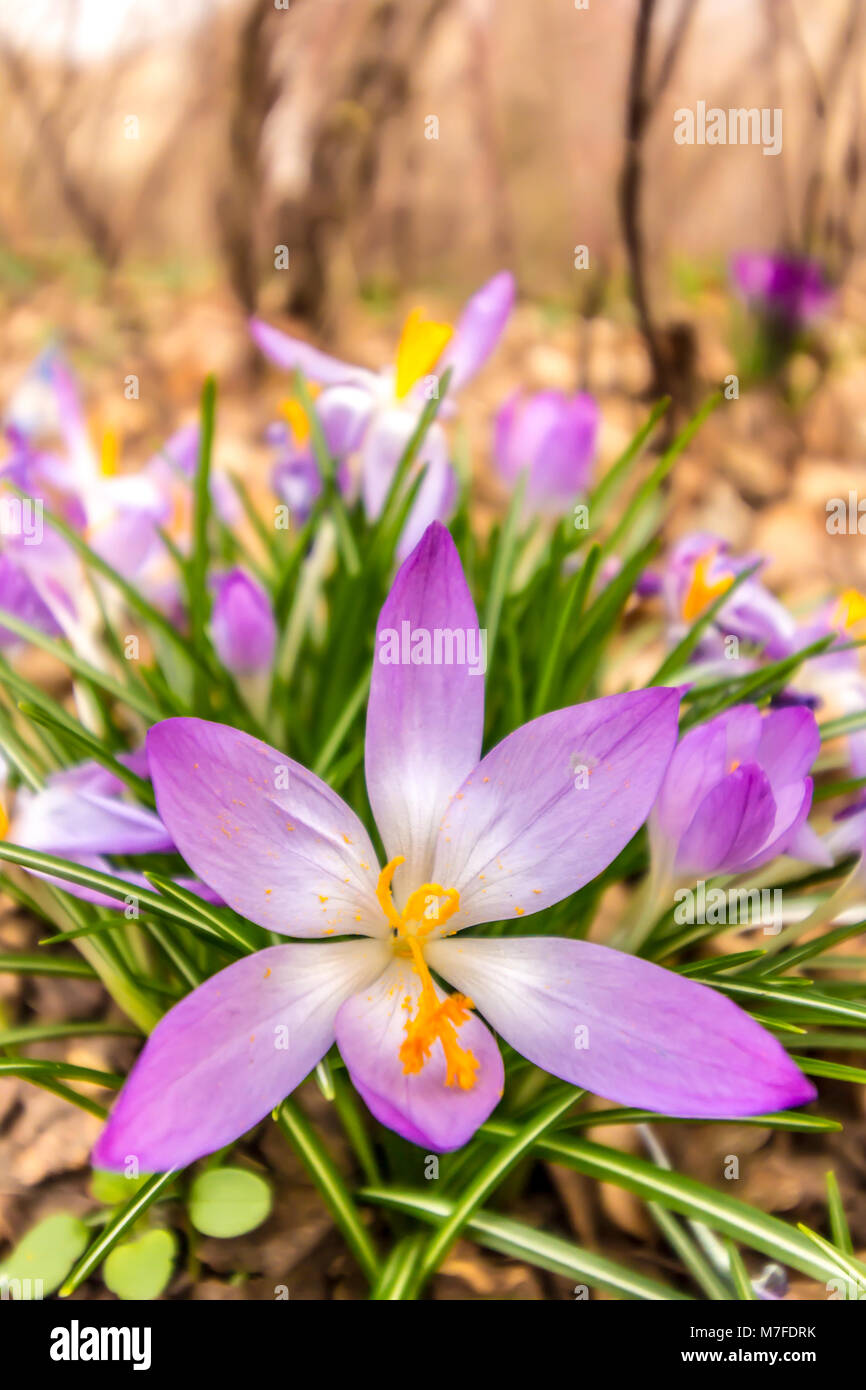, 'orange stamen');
376,854,477,1088
682,550,734,623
